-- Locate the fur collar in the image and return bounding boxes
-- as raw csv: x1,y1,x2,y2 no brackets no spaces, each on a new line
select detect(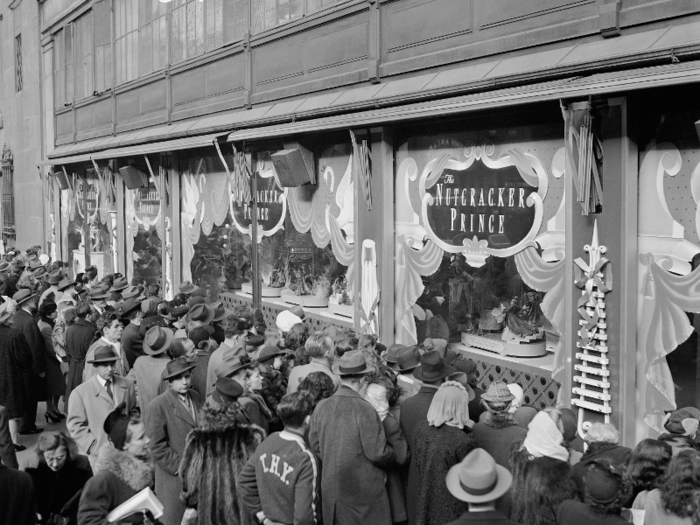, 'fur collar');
94,445,154,491
483,411,519,429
